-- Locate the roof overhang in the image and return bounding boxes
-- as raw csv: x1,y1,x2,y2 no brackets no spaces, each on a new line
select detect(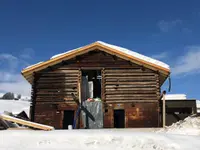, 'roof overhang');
21,42,170,84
